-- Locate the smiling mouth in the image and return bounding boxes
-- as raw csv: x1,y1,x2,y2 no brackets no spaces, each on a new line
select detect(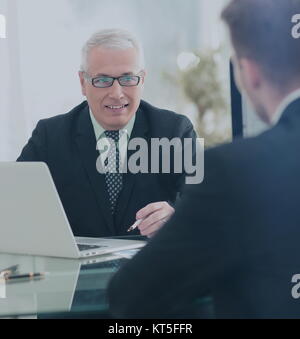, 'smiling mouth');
105,104,129,110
